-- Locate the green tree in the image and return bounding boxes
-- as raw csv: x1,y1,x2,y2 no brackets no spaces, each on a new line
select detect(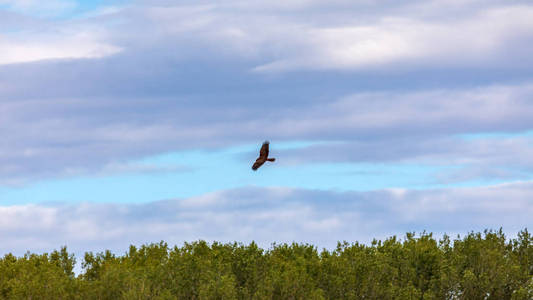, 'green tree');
0,228,531,299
